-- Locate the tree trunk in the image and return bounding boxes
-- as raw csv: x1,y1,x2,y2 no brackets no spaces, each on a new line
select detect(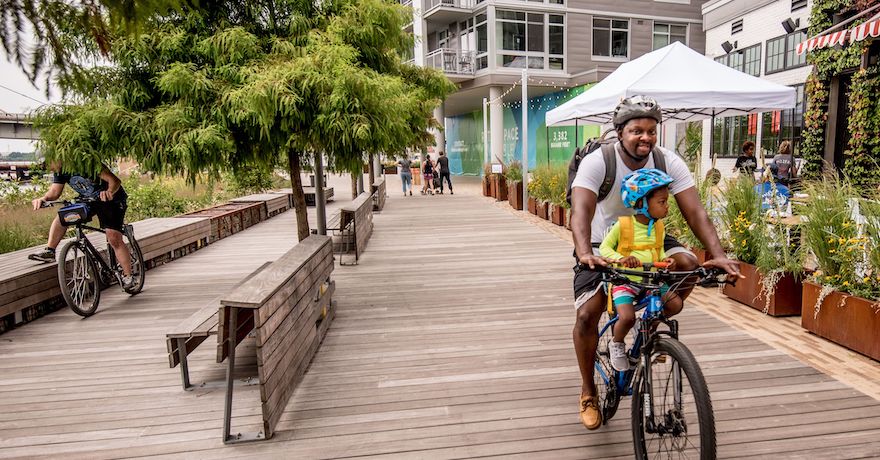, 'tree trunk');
368,152,376,188
350,173,358,199
287,148,310,241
